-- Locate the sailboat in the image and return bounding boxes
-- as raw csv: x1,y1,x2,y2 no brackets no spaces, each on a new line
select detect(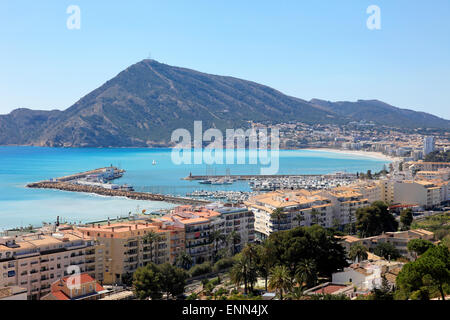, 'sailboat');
152,160,157,165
